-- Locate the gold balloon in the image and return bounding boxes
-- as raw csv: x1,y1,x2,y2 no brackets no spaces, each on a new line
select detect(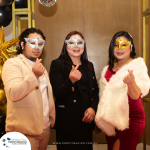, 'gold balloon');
0,81,4,89
0,101,7,116
6,48,18,55
0,26,19,60
0,89,6,105
0,26,19,116
0,65,3,80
